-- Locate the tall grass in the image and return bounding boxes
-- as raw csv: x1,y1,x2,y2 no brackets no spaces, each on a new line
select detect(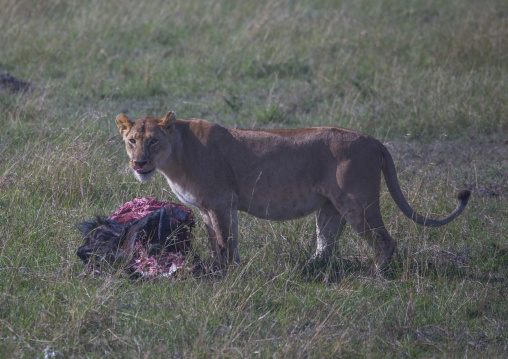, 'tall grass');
0,0,507,357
